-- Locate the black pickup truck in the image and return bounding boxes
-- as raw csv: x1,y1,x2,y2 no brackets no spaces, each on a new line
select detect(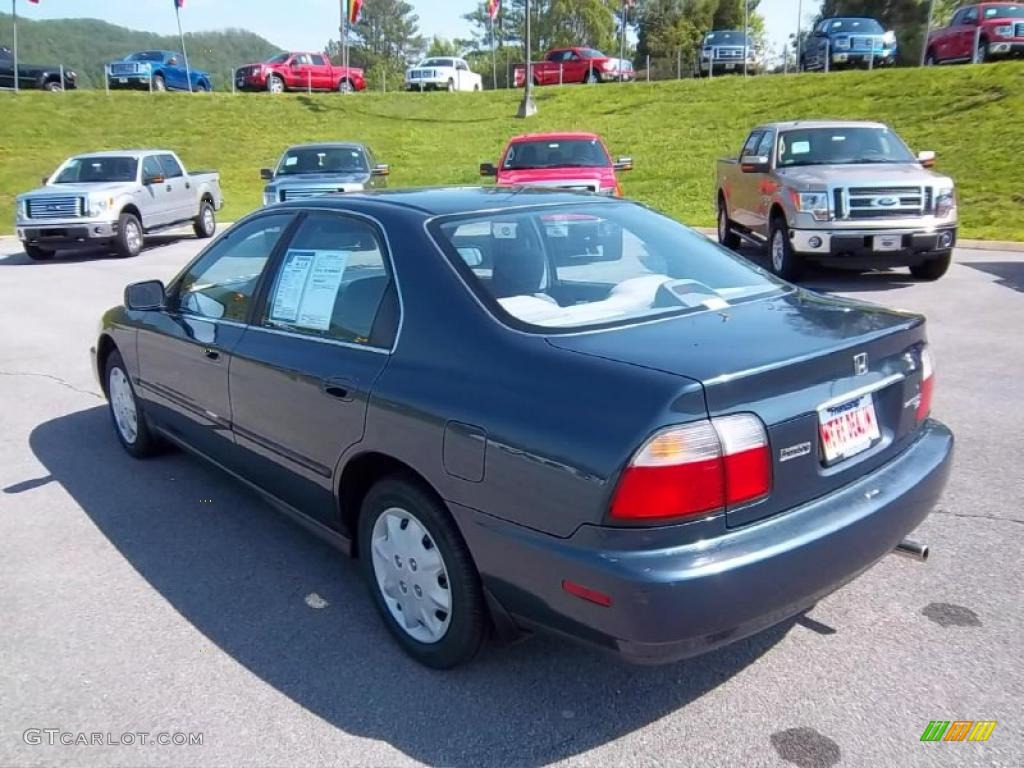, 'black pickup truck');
0,46,77,91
